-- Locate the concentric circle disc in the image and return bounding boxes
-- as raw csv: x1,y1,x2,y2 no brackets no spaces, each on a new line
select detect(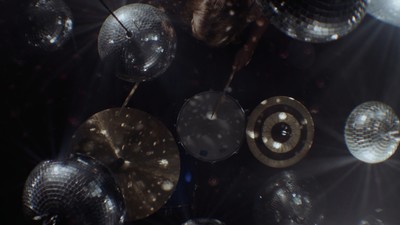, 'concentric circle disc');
246,96,314,168
176,91,246,162
70,108,180,221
